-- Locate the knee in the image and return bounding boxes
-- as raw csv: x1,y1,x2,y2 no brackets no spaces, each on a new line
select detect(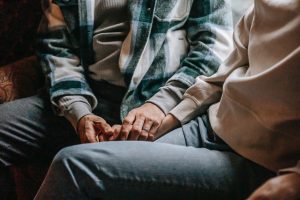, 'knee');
0,103,12,123
52,144,99,167
53,145,82,163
